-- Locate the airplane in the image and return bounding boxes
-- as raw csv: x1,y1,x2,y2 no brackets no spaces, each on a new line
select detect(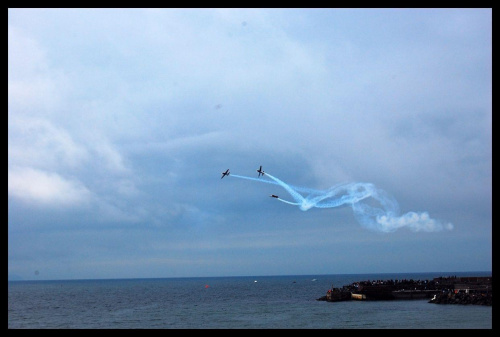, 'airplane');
270,194,279,198
221,169,230,179
257,165,265,177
